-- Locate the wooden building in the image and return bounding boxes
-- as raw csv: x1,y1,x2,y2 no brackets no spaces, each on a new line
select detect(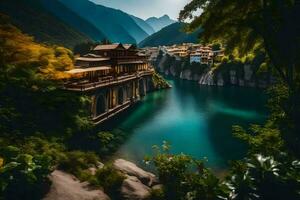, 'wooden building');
64,43,154,124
